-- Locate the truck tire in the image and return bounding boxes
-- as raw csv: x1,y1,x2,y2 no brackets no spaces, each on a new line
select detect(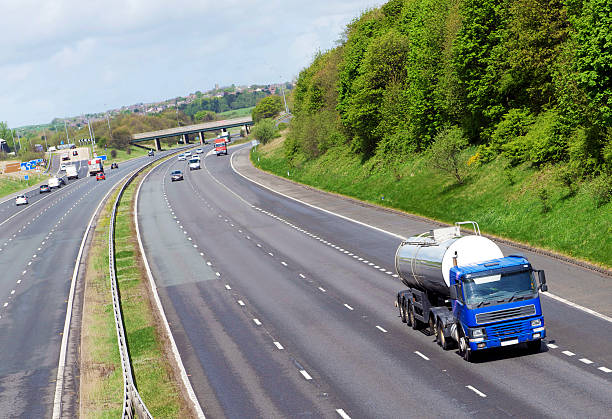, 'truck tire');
409,304,421,330
437,320,452,350
398,297,407,323
459,332,474,362
404,299,412,327
526,339,541,354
